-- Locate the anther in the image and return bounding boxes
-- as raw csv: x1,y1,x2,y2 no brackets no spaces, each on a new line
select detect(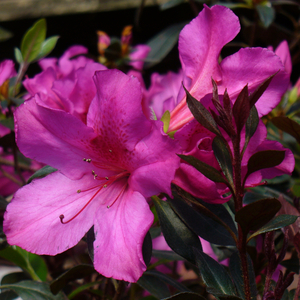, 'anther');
105,176,109,180
59,215,65,223
103,184,107,188
77,190,81,193
83,158,92,162
92,170,98,179
109,149,112,153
